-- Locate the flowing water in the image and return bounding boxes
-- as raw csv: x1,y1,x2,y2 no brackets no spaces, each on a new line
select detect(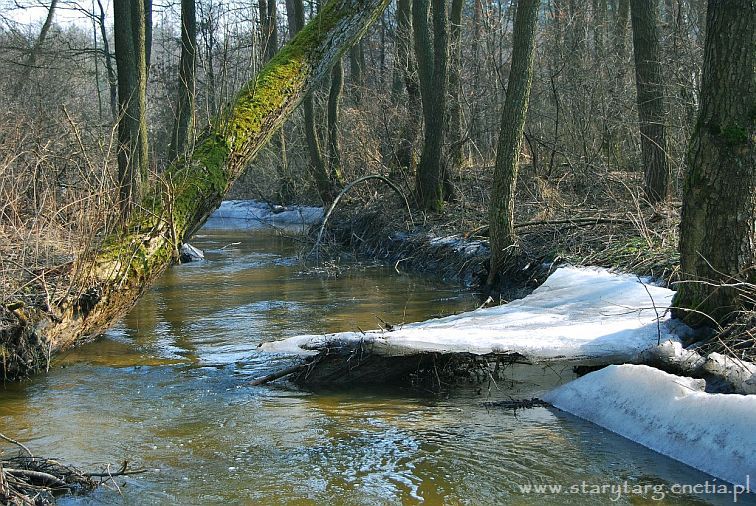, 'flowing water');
0,228,746,505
